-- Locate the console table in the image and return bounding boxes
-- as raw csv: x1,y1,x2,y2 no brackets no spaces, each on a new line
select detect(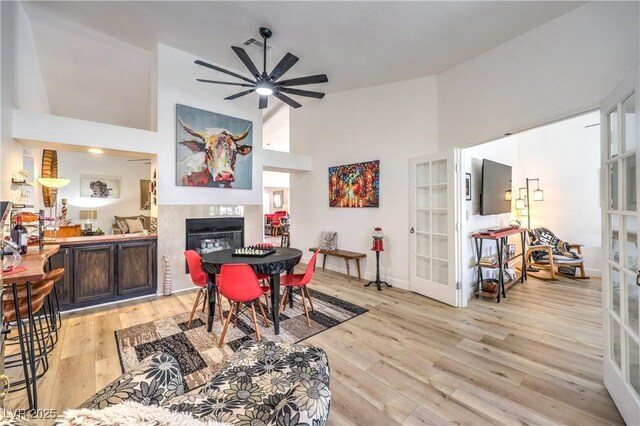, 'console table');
471,227,528,302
